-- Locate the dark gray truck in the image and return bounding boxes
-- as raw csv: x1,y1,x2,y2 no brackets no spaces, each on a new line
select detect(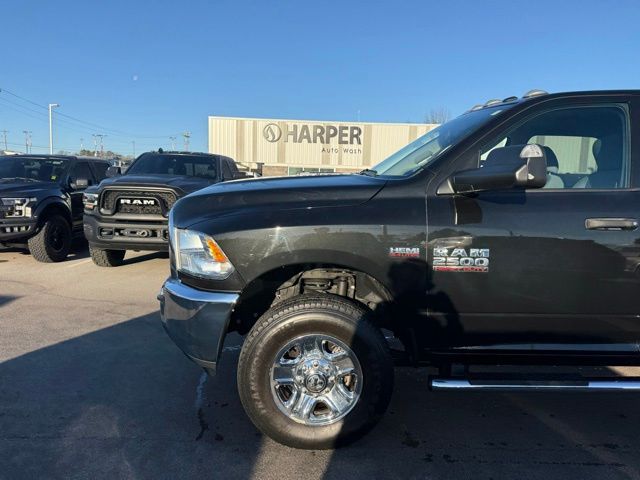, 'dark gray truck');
159,90,640,449
83,150,244,266
0,154,110,262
